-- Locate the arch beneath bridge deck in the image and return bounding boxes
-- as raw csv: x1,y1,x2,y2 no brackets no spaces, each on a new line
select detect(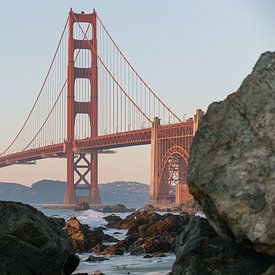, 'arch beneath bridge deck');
155,145,190,203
